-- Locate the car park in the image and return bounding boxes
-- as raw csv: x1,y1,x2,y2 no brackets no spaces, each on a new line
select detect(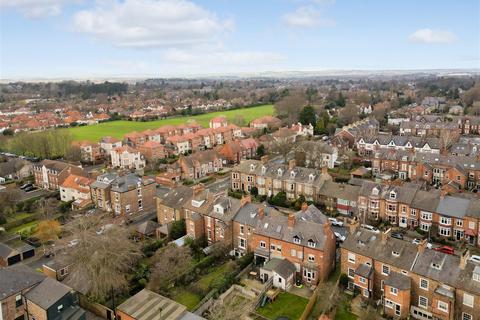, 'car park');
328,217,344,227
433,245,455,255
360,224,380,233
